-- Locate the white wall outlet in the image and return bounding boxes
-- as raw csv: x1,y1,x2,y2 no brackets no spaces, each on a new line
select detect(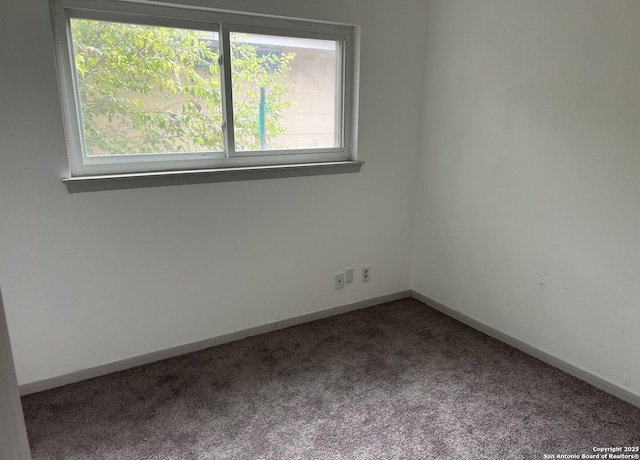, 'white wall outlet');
362,265,371,282
345,268,354,284
335,272,345,290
